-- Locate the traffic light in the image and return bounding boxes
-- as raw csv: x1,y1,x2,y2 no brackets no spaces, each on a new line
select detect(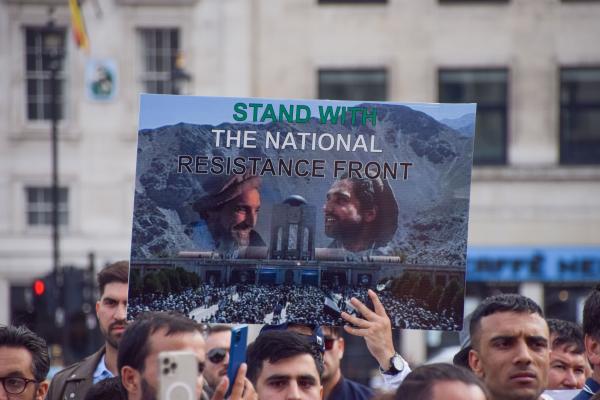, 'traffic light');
33,279,45,296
